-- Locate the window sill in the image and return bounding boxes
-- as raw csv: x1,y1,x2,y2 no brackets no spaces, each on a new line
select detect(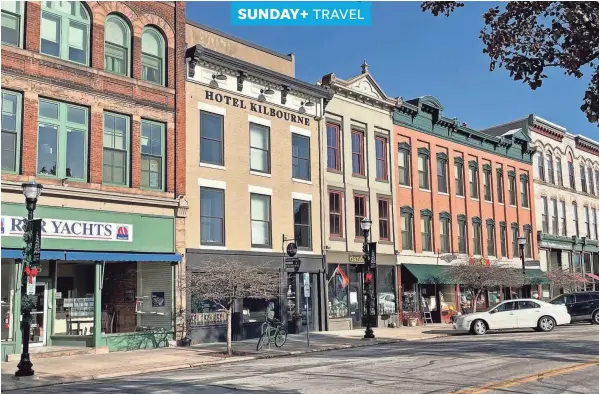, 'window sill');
354,237,365,243
456,195,465,199
438,192,450,196
498,202,505,206
510,204,517,208
421,251,435,256
484,200,493,204
375,178,389,183
471,198,480,202
522,207,531,211
420,188,432,193
329,236,346,241
251,247,273,253
200,162,226,170
353,174,367,179
399,184,412,190
199,245,227,250
297,249,314,255
327,168,343,174
378,240,393,245
292,178,312,185
250,171,271,178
